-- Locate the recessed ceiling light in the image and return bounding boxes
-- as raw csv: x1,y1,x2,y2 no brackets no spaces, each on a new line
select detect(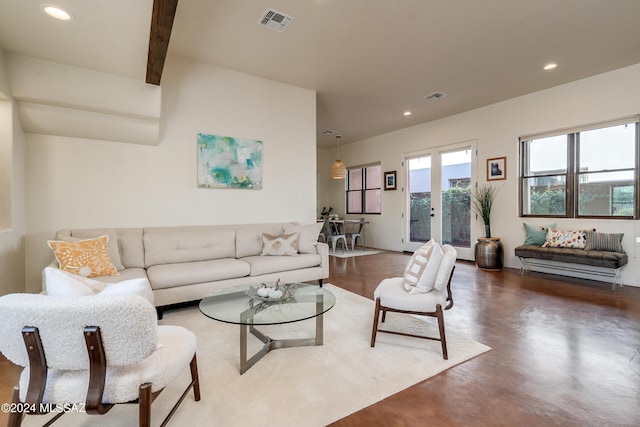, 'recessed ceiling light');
544,63,557,70
403,111,412,116
41,4,74,21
